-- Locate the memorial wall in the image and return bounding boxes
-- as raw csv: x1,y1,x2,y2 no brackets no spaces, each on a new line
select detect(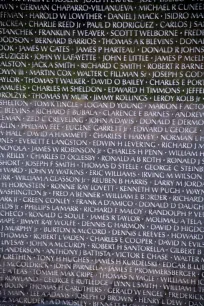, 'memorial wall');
0,0,204,305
